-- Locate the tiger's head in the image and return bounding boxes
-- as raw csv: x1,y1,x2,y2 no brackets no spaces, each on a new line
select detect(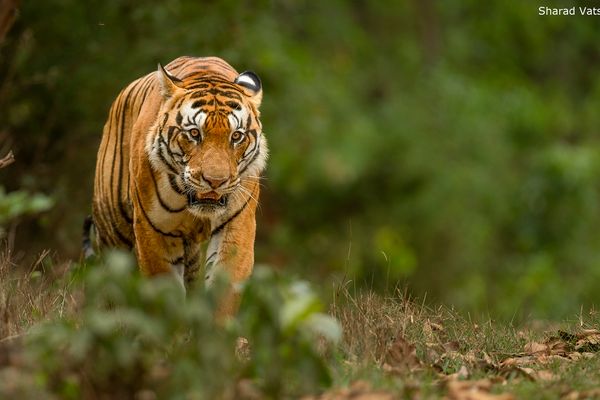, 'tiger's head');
147,62,267,217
